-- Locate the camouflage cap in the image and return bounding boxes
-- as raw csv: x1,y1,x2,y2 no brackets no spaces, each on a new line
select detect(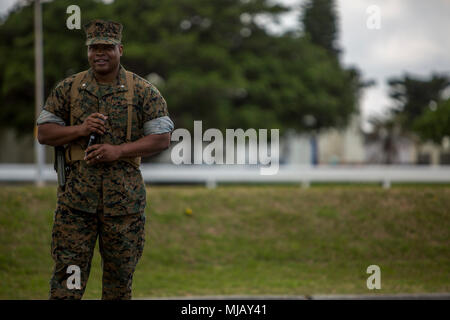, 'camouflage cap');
83,19,123,46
